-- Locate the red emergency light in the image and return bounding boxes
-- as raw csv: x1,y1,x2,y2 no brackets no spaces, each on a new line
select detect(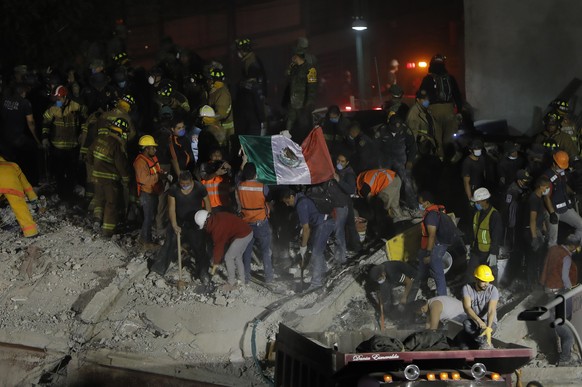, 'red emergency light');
344,106,352,111
406,62,416,69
